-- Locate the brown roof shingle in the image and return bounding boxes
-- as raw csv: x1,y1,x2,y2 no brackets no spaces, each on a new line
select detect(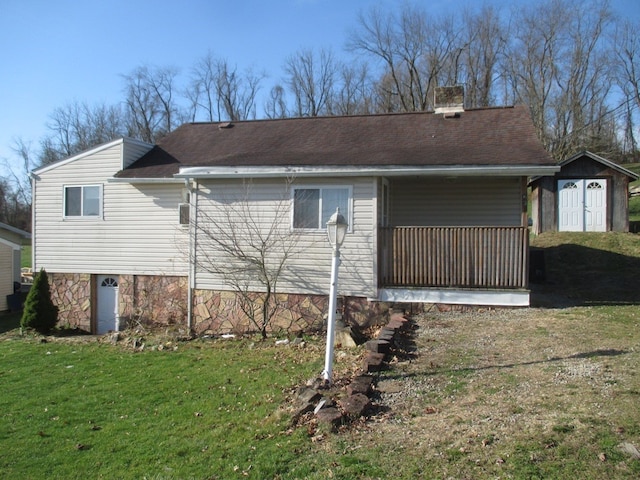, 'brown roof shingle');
115,105,554,179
